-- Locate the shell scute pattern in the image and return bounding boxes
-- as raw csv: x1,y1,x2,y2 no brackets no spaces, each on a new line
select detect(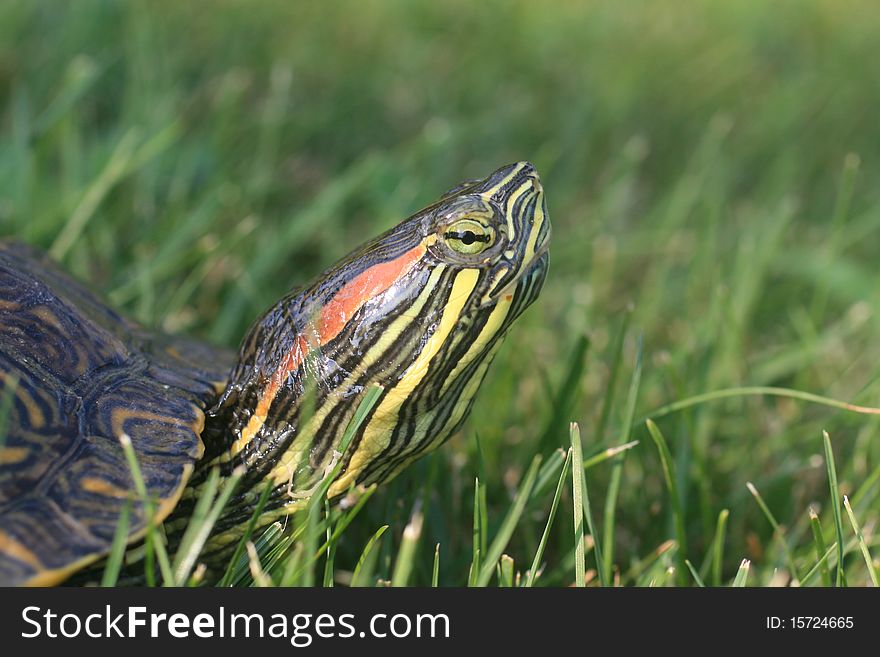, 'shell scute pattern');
0,241,229,585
